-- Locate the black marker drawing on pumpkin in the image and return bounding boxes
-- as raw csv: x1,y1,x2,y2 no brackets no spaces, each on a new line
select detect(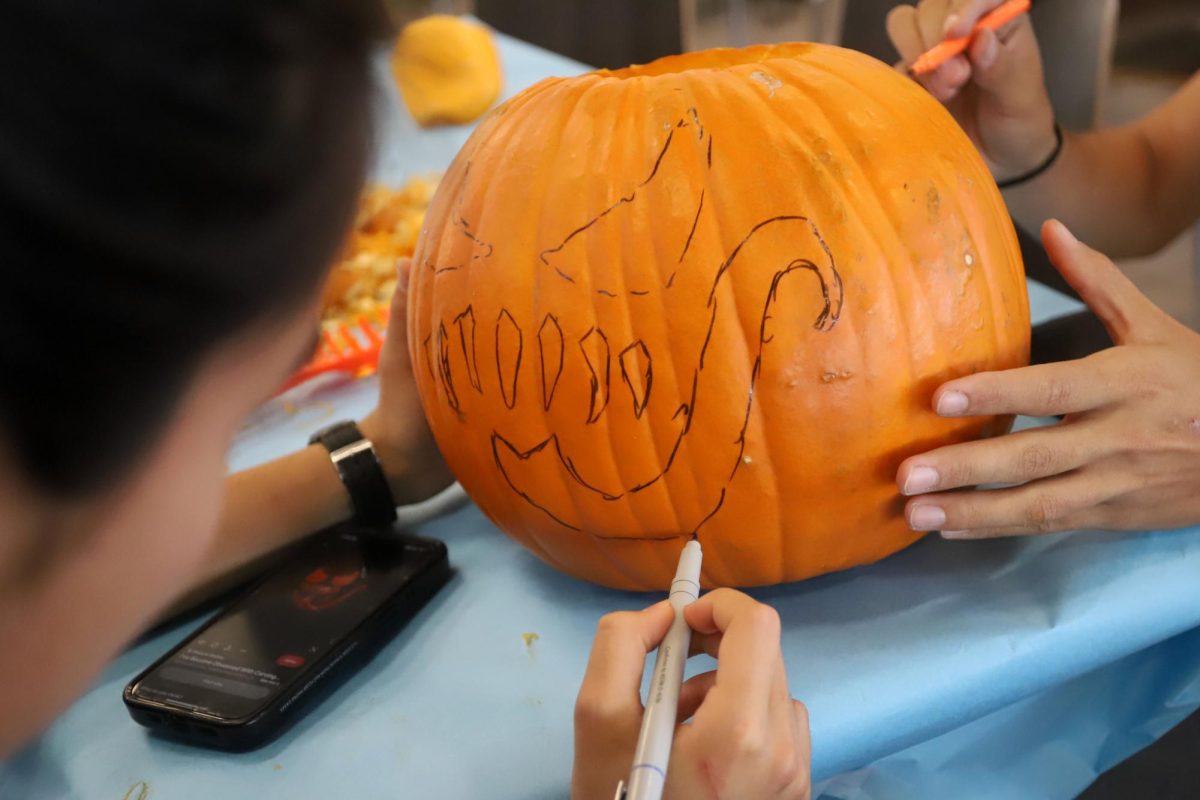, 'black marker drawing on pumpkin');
427,162,494,276
425,109,845,540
